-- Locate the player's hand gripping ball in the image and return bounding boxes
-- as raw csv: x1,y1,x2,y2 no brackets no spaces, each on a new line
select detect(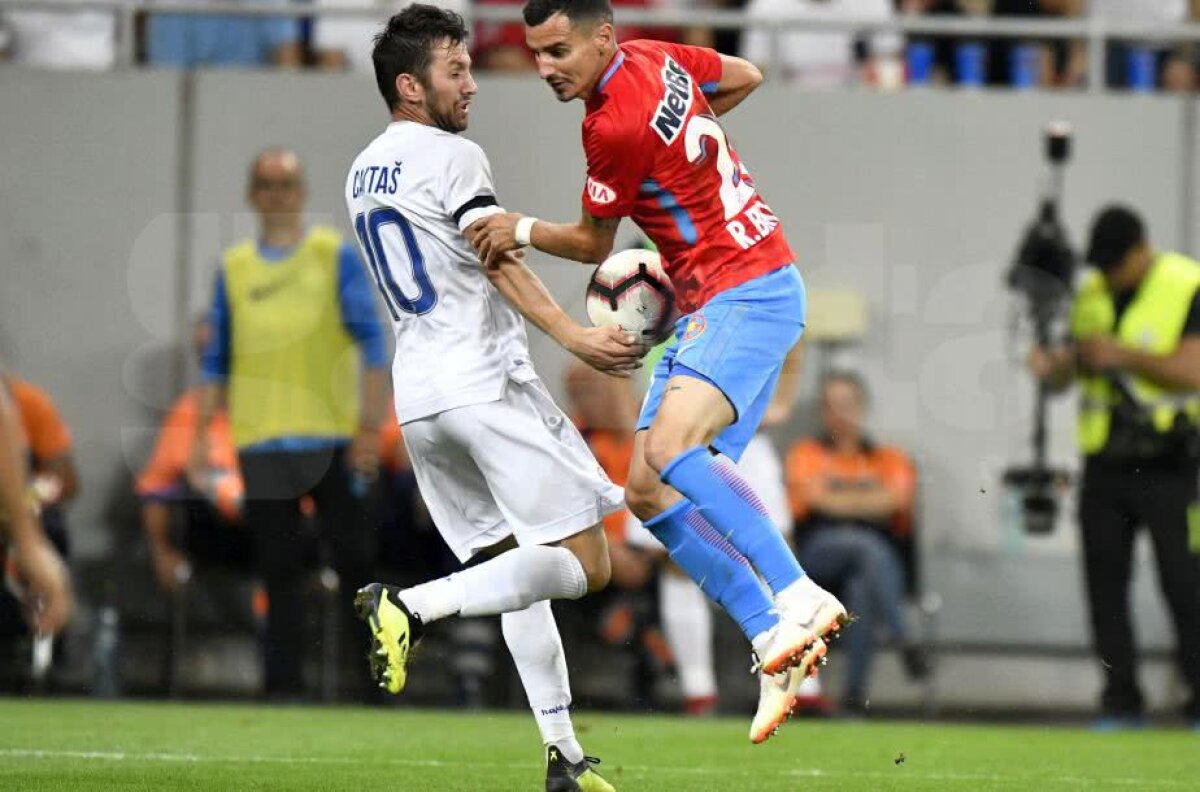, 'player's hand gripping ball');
585,248,677,345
